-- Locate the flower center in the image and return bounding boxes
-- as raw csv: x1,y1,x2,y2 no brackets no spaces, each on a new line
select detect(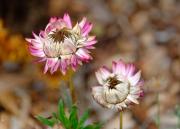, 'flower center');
103,81,130,104
49,28,72,43
107,77,121,89
43,28,77,58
